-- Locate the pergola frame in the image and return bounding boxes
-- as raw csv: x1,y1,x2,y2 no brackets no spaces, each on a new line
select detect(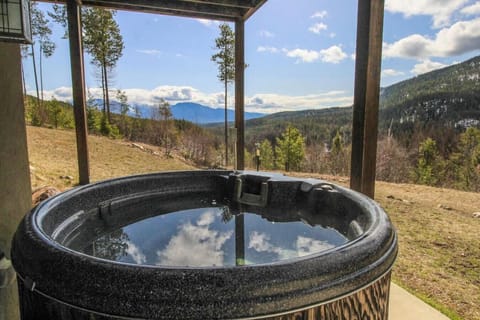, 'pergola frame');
46,0,384,197
0,2,383,316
